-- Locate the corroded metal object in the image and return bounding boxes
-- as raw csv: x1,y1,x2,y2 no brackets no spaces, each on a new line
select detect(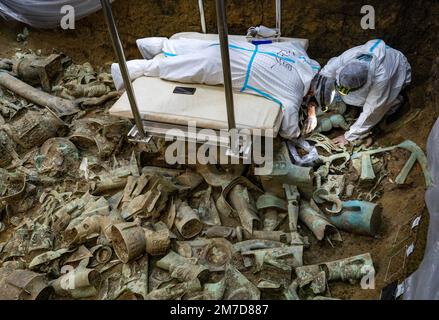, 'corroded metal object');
51,267,101,299
175,202,203,239
27,222,54,254
116,255,149,300
146,279,202,300
0,72,79,116
246,230,292,244
0,268,53,300
1,228,30,261
315,114,349,133
324,253,374,283
256,193,286,231
13,53,62,92
295,253,374,294
327,200,382,237
175,238,237,272
194,186,222,226
258,143,314,198
204,278,226,300
299,201,341,242
242,245,303,272
312,188,343,215
203,226,243,242
69,116,131,159
144,227,171,256
283,184,300,232
284,280,300,300
223,264,260,300
89,245,113,266
228,184,260,234
29,249,69,270
35,137,80,177
157,250,209,283
0,130,16,167
110,222,146,263
0,168,26,204
2,107,66,151
201,238,235,272
233,239,286,253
